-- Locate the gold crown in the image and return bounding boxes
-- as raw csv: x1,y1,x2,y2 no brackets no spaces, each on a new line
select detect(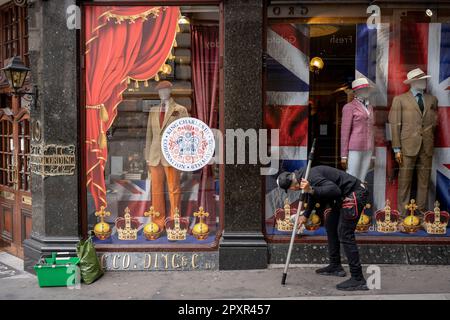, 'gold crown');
192,207,210,240
143,207,162,241
375,200,400,233
305,203,321,231
356,204,371,233
94,206,112,240
424,201,449,235
115,207,140,241
276,199,295,232
166,208,188,241
402,199,421,234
